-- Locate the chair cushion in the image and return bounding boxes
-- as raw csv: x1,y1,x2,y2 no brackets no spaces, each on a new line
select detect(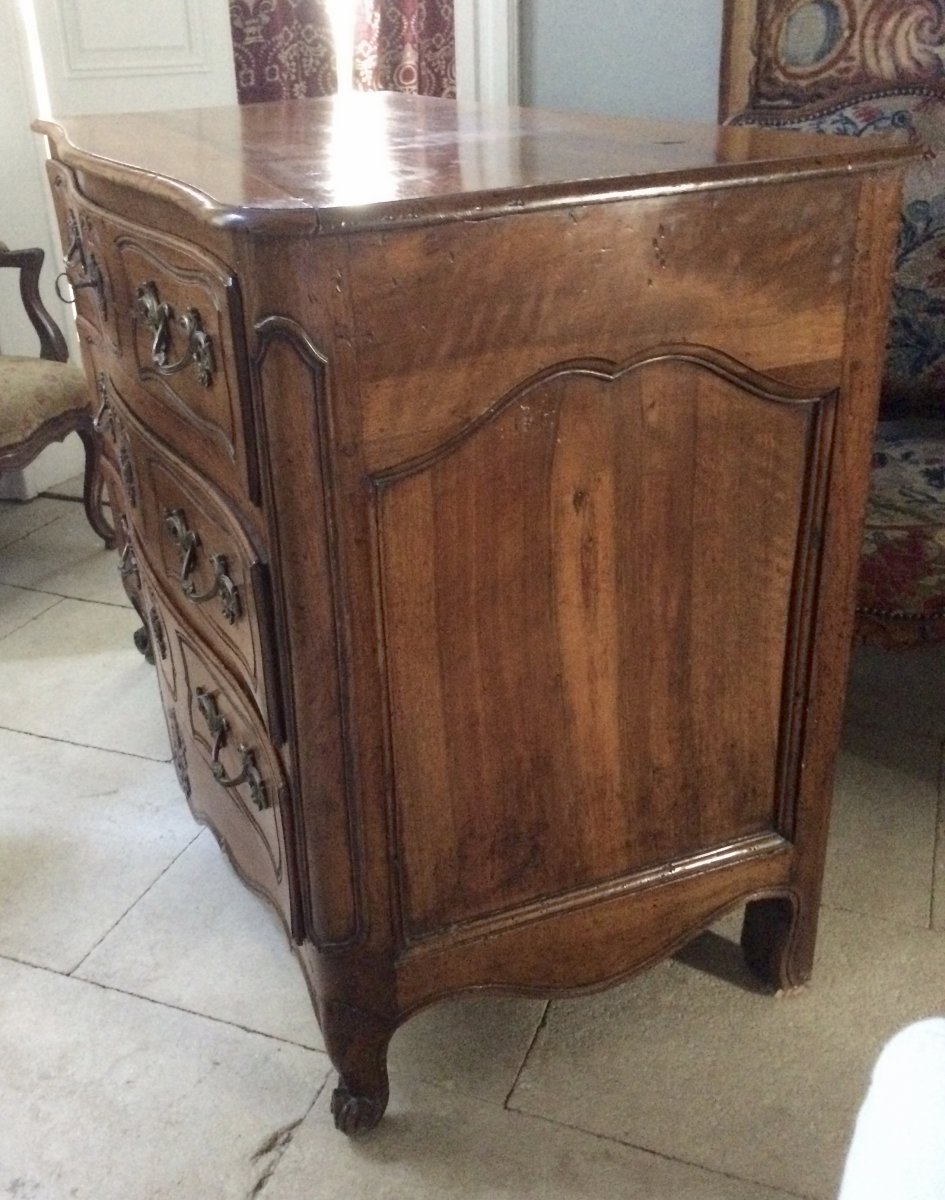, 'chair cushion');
858,420,945,646
0,355,89,450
